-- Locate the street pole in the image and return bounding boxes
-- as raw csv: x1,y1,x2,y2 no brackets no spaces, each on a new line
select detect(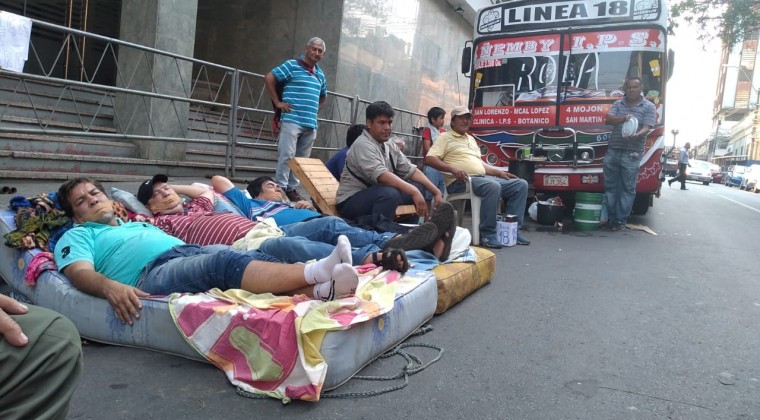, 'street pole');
671,129,678,148
670,129,679,158
710,119,721,163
